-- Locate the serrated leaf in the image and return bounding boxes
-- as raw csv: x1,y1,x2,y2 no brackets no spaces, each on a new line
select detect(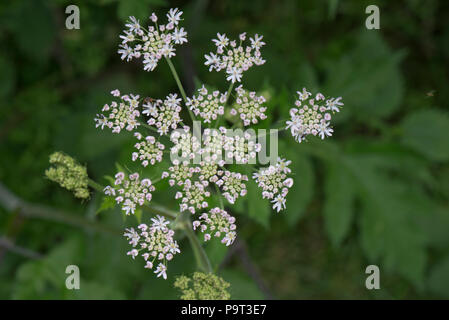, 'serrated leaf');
323,162,355,247
325,30,404,119
400,109,449,161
